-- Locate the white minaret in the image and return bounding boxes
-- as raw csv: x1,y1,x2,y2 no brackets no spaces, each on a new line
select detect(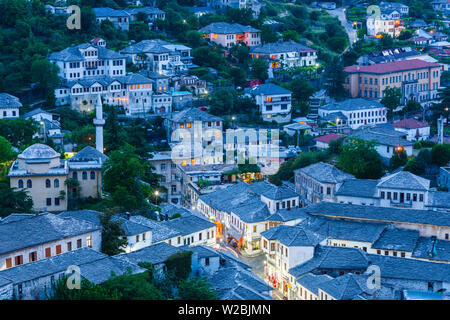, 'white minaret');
438,115,444,145
93,94,105,153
